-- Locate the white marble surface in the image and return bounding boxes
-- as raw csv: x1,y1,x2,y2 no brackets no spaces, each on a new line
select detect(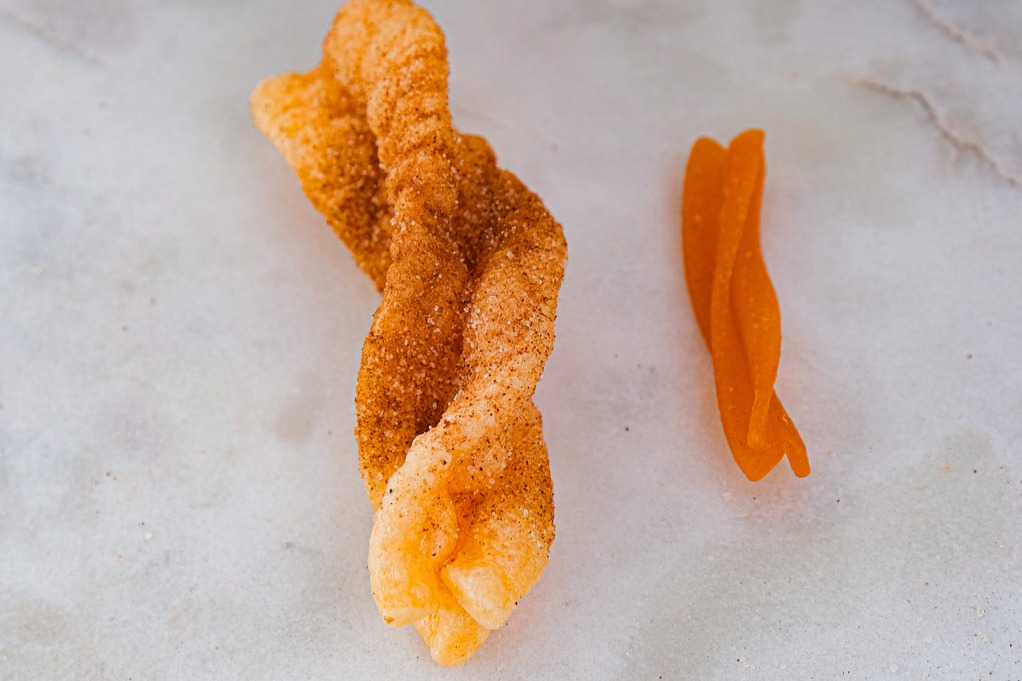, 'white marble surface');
2,0,1021,678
